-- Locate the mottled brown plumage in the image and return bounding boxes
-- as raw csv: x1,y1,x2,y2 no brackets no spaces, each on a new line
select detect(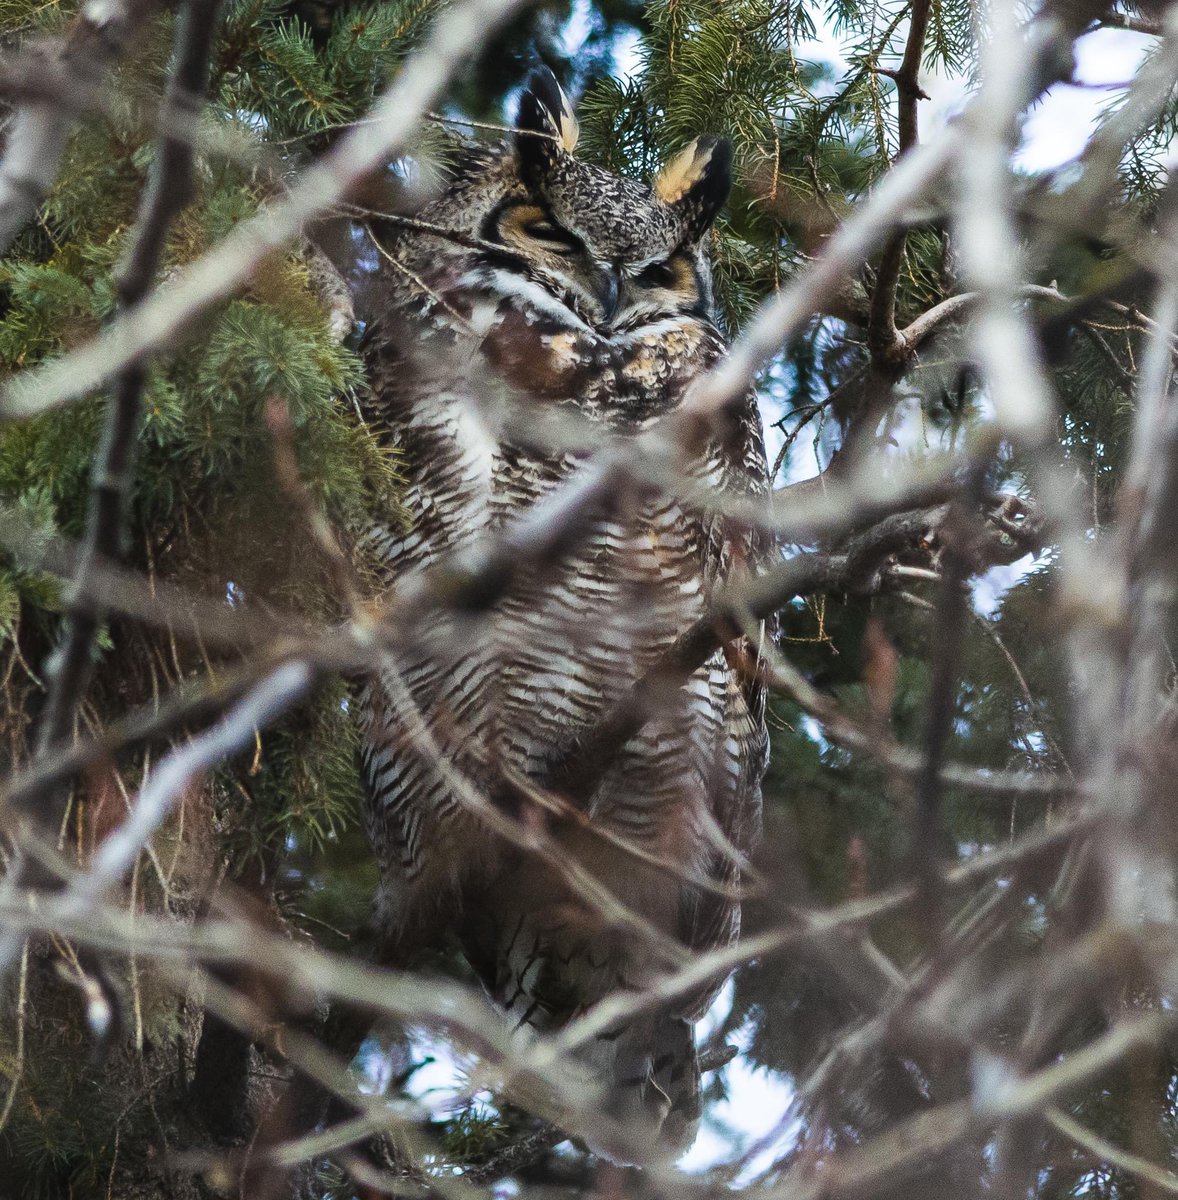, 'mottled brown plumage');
358,69,770,1152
